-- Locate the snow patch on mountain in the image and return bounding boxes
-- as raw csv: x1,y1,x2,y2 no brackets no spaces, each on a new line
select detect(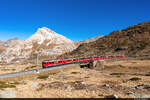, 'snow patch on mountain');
0,27,77,63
